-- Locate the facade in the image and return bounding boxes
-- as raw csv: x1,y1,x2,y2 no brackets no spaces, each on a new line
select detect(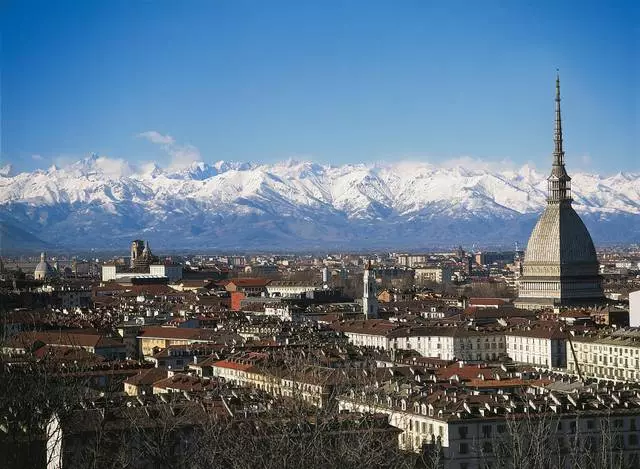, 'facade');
516,76,604,309
567,329,640,382
266,280,323,298
335,321,507,362
339,385,640,468
414,266,453,285
149,263,183,282
630,290,640,328
504,328,567,368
